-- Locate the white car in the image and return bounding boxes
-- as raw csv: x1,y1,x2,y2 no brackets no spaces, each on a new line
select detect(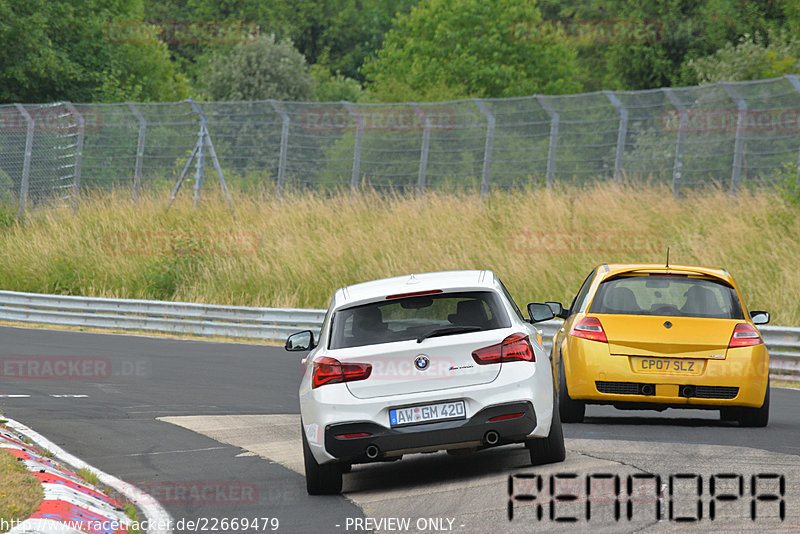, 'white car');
285,270,565,494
